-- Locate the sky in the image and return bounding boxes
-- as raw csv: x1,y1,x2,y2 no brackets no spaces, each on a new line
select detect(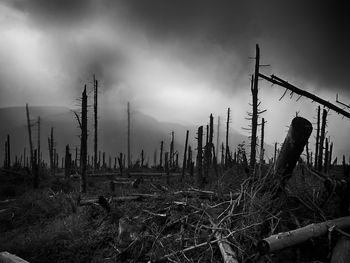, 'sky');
0,0,350,150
